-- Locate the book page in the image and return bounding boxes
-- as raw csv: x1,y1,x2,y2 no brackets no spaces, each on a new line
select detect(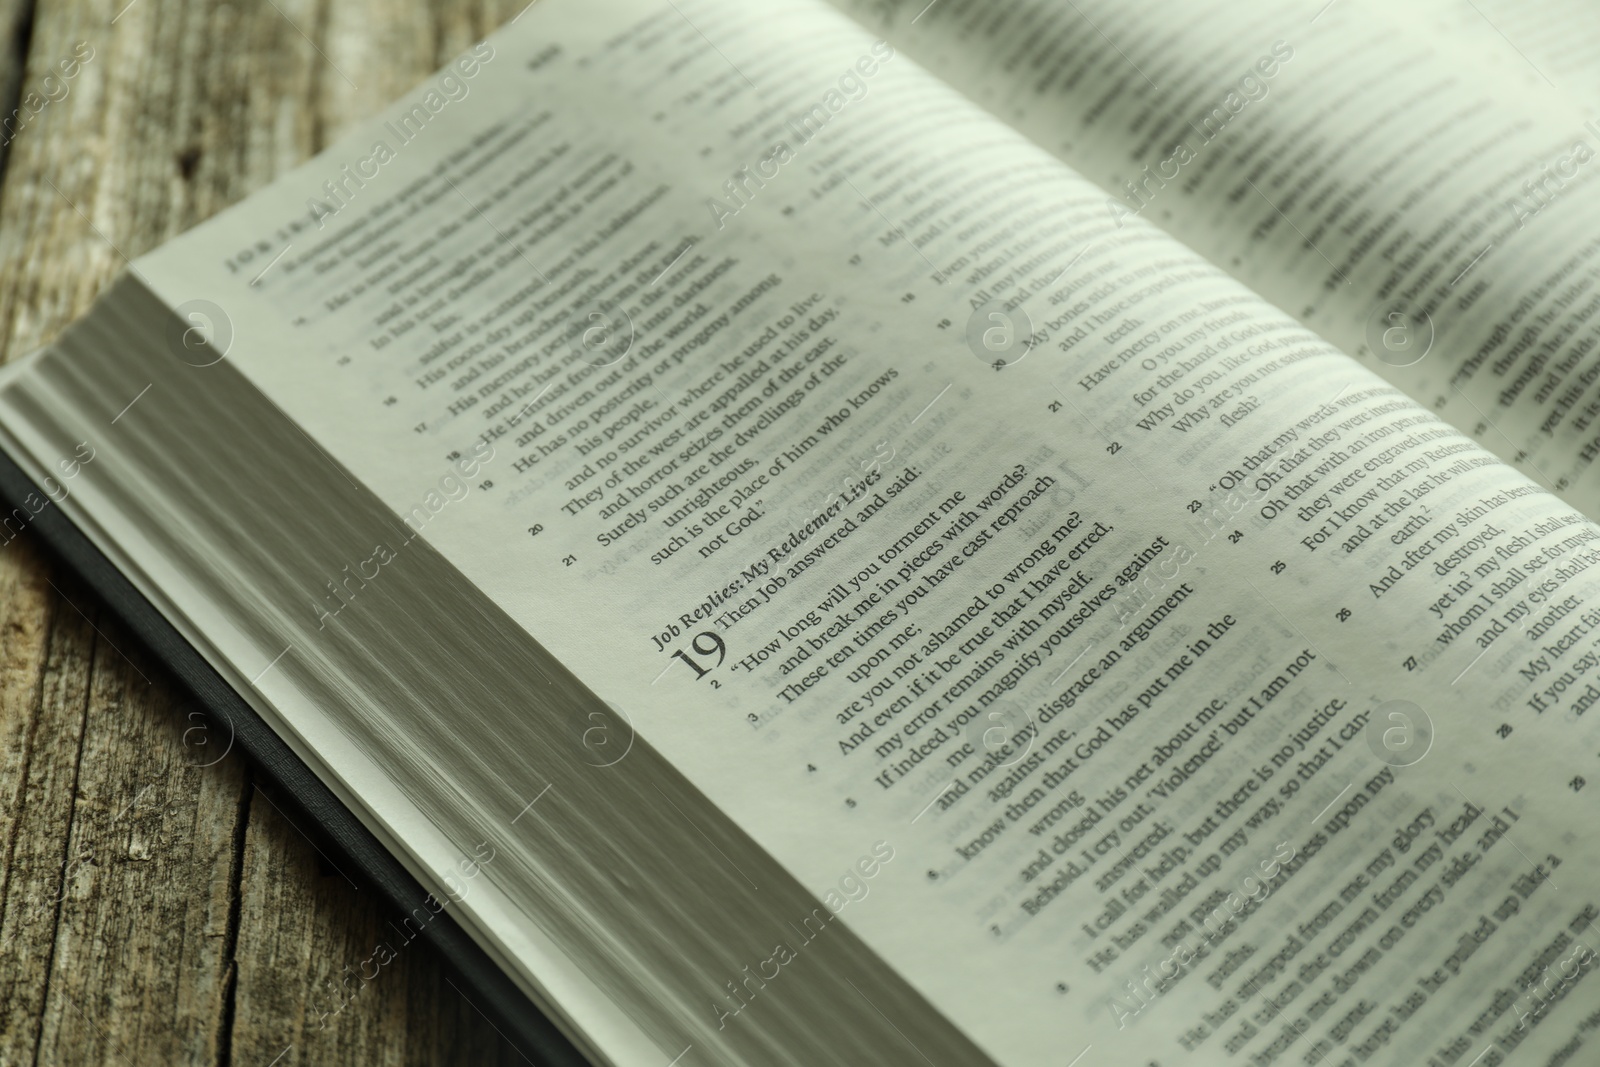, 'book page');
128,0,1600,1063
1421,0,1600,106
833,0,1600,523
